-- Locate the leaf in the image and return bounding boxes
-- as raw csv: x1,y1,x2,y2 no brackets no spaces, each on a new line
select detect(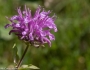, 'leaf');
19,64,39,70
21,65,29,68
12,43,19,65
28,64,40,69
